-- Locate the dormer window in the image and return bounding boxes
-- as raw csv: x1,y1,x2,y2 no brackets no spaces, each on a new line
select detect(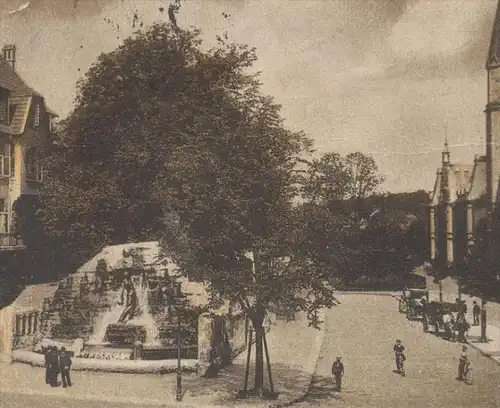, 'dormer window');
34,104,41,127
